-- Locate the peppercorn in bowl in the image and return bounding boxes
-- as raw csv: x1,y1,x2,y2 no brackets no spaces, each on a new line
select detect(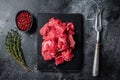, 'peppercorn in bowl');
16,10,33,31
